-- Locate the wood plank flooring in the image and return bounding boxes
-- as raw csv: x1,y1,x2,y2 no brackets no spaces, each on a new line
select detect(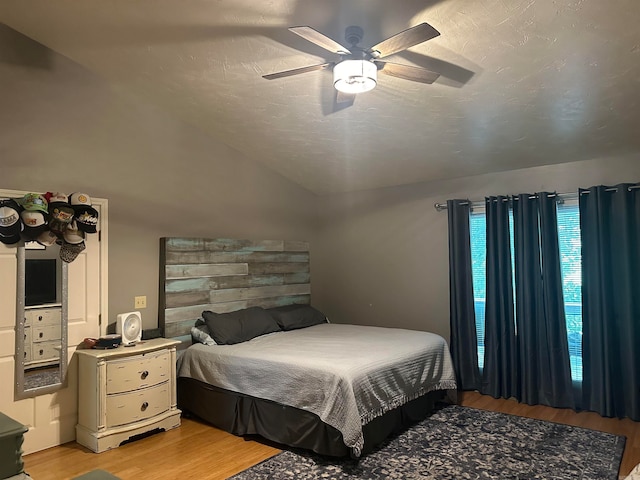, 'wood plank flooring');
23,392,640,479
